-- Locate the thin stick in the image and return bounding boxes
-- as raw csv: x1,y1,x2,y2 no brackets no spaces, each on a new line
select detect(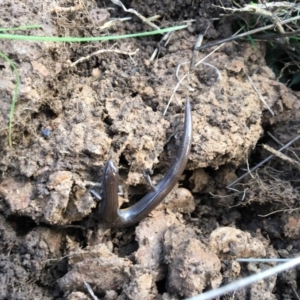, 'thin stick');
84,281,99,300
262,144,300,169
186,256,300,300
237,258,292,263
215,3,290,44
194,42,226,67
150,30,174,61
267,131,284,146
163,72,189,116
111,0,160,30
175,62,195,91
227,134,300,188
196,15,300,51
69,48,139,67
245,73,274,116
190,33,204,69
267,132,300,161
